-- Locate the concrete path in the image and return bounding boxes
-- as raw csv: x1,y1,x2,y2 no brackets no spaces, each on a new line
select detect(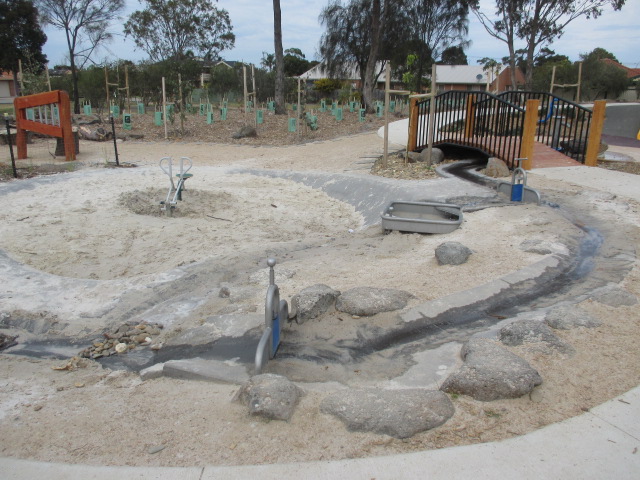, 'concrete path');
3,386,639,479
